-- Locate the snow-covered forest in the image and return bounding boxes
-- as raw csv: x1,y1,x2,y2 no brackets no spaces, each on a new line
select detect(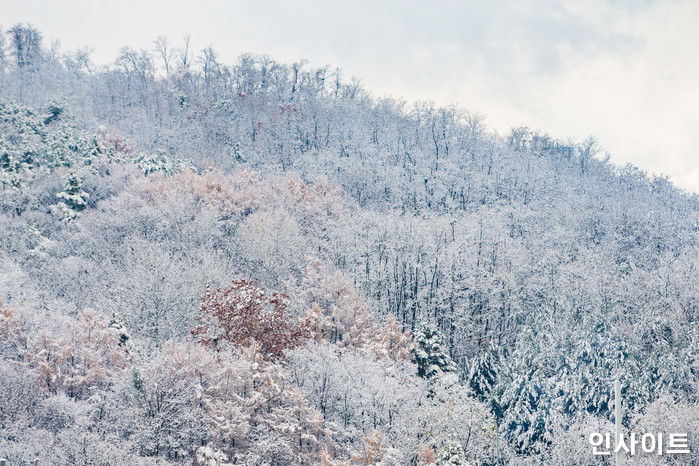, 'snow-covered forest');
0,24,697,465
